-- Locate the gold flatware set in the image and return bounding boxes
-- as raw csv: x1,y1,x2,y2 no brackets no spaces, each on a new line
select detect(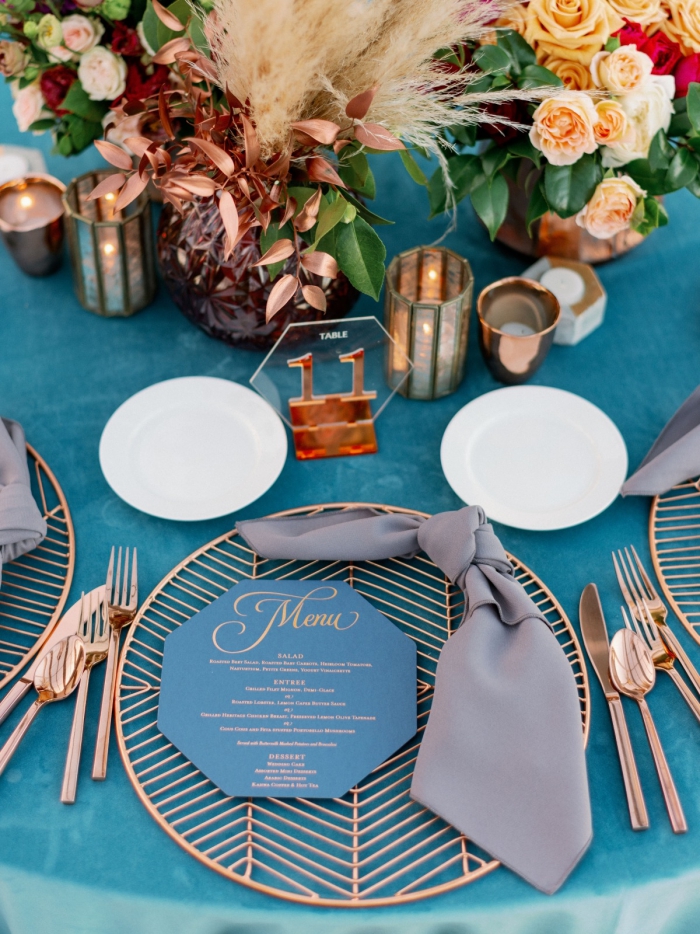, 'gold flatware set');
582,546,700,834
0,547,138,802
